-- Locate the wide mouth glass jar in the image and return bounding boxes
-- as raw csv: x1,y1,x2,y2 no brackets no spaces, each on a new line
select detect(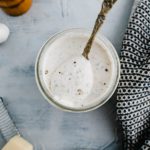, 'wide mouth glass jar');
35,28,120,112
